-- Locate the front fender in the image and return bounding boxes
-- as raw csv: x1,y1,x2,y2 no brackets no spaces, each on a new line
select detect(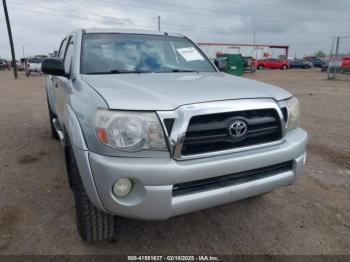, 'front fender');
62,104,88,150
62,105,106,212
